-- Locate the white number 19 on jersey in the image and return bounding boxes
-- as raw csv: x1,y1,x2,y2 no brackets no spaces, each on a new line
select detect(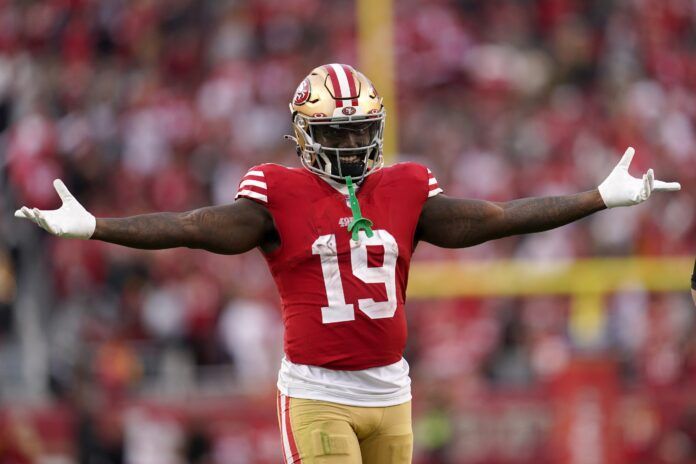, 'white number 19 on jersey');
311,230,398,324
